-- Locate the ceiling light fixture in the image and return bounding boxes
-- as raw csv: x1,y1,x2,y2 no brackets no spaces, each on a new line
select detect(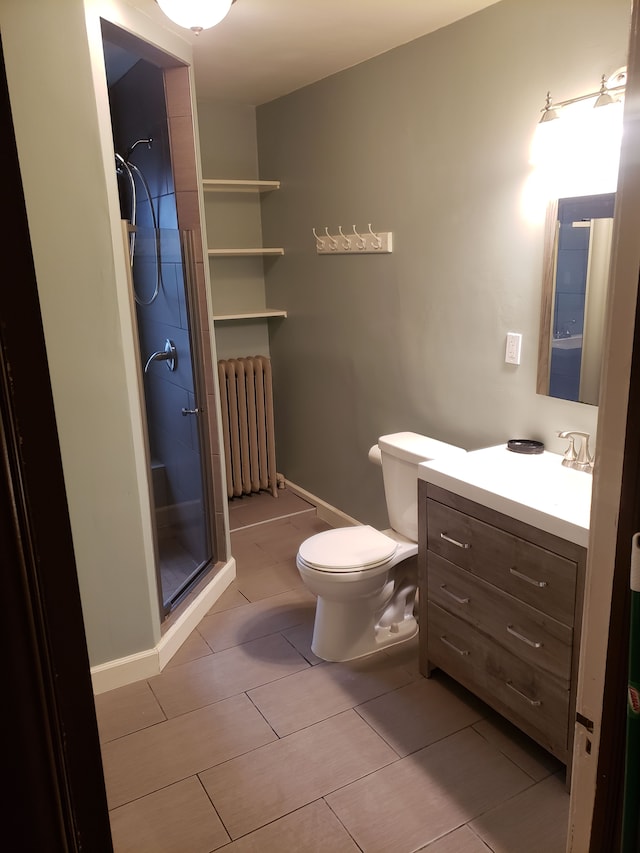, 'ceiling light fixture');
539,67,627,123
156,0,234,35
